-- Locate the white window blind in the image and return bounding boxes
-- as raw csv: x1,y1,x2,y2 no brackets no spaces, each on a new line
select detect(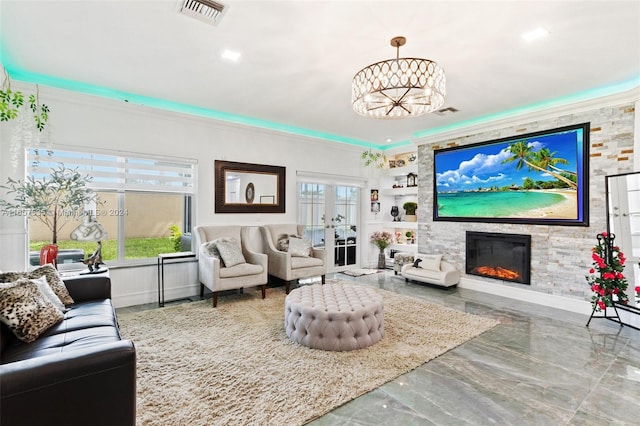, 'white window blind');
27,149,196,194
